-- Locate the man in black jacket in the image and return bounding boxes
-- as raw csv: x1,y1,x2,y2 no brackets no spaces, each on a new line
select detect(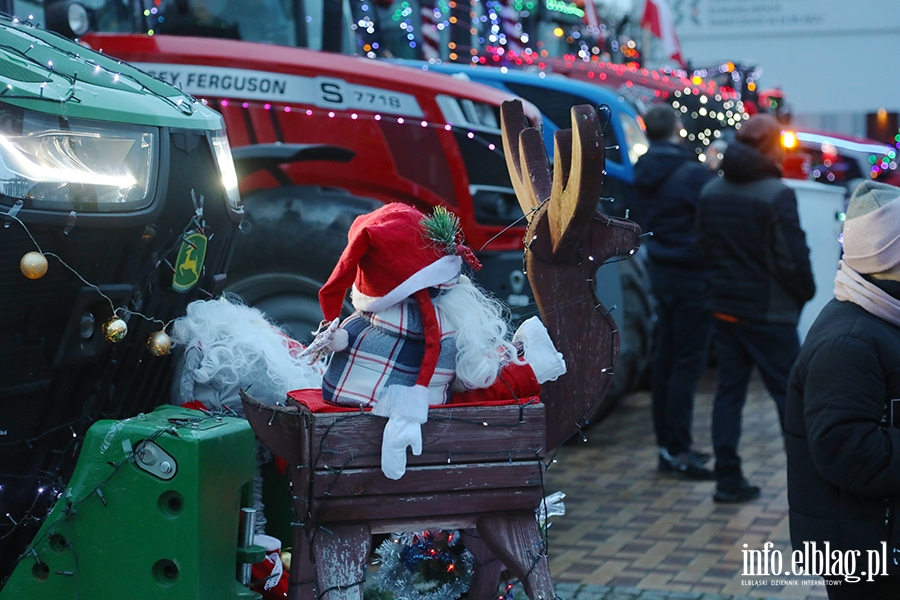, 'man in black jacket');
786,181,900,598
698,114,815,502
633,105,715,479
